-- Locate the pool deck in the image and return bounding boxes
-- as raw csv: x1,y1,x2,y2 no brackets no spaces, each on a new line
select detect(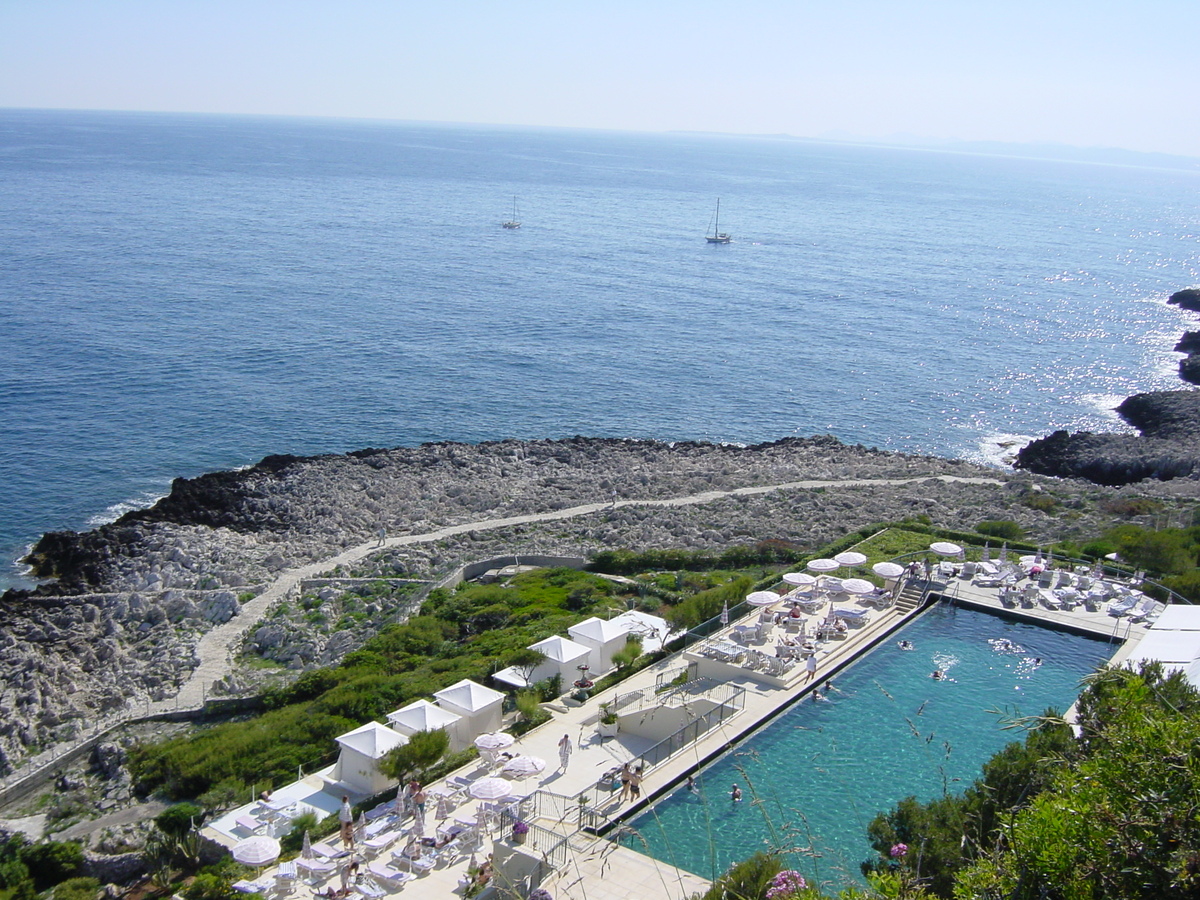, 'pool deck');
216,573,1151,900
